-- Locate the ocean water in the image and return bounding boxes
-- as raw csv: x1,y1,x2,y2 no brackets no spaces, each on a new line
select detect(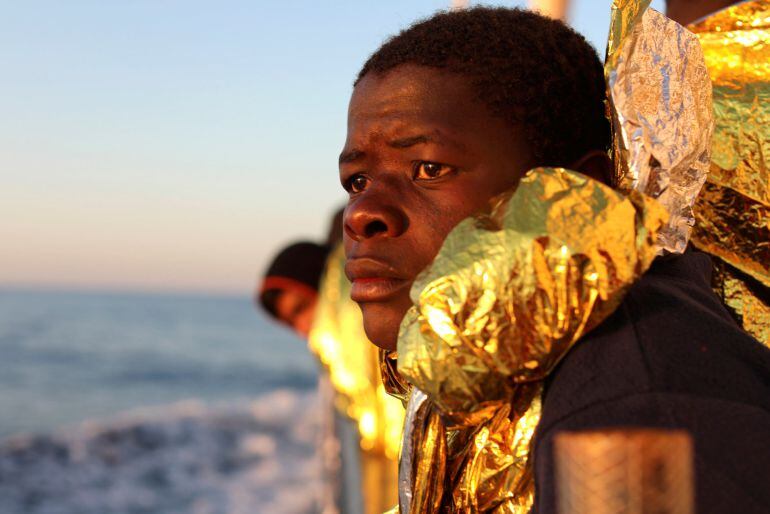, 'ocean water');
0,289,323,514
